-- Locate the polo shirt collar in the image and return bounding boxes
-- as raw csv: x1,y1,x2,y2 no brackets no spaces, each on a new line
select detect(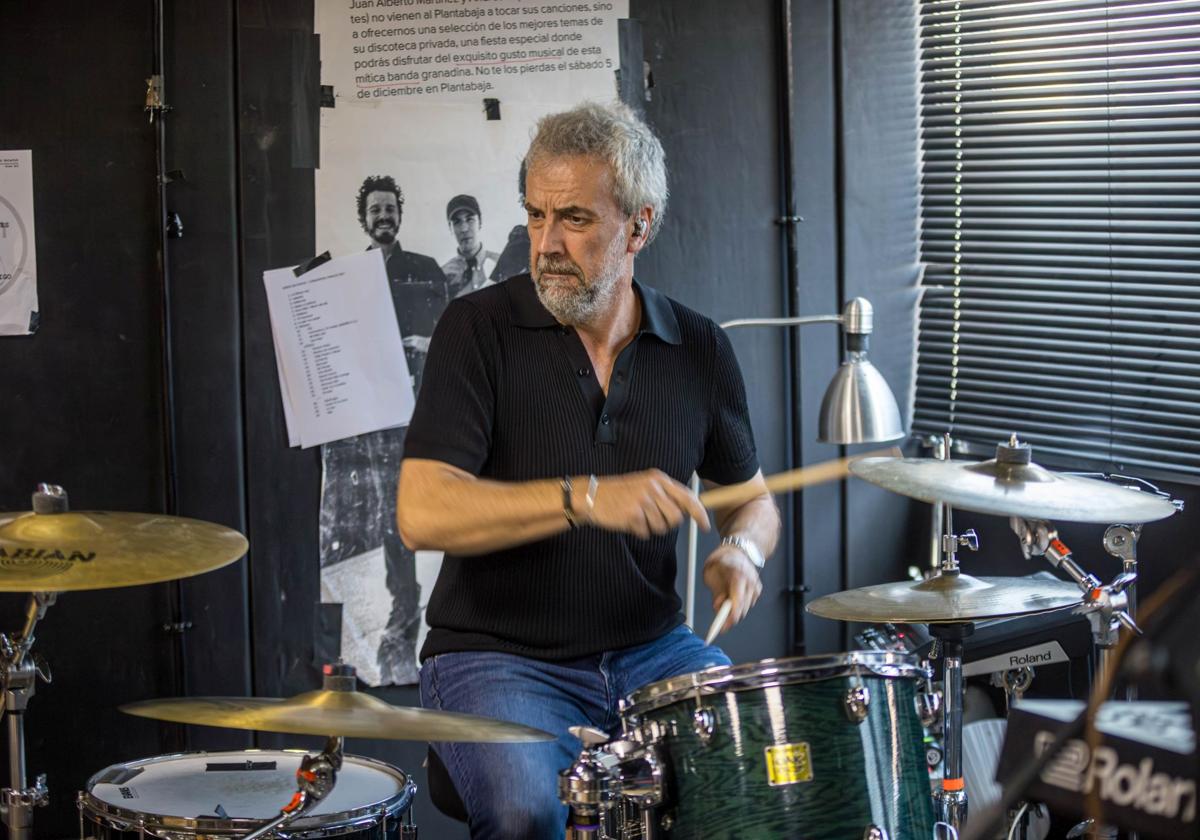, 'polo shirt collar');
509,274,681,345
